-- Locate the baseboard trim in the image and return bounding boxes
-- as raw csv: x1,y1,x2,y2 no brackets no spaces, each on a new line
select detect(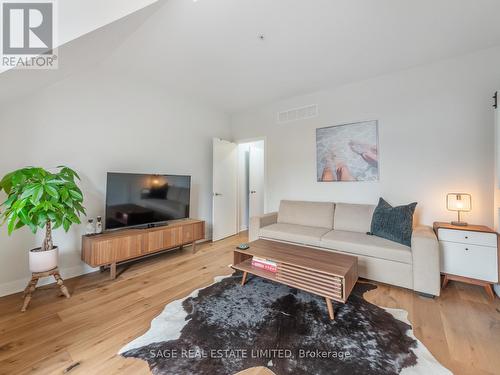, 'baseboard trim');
0,237,215,298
